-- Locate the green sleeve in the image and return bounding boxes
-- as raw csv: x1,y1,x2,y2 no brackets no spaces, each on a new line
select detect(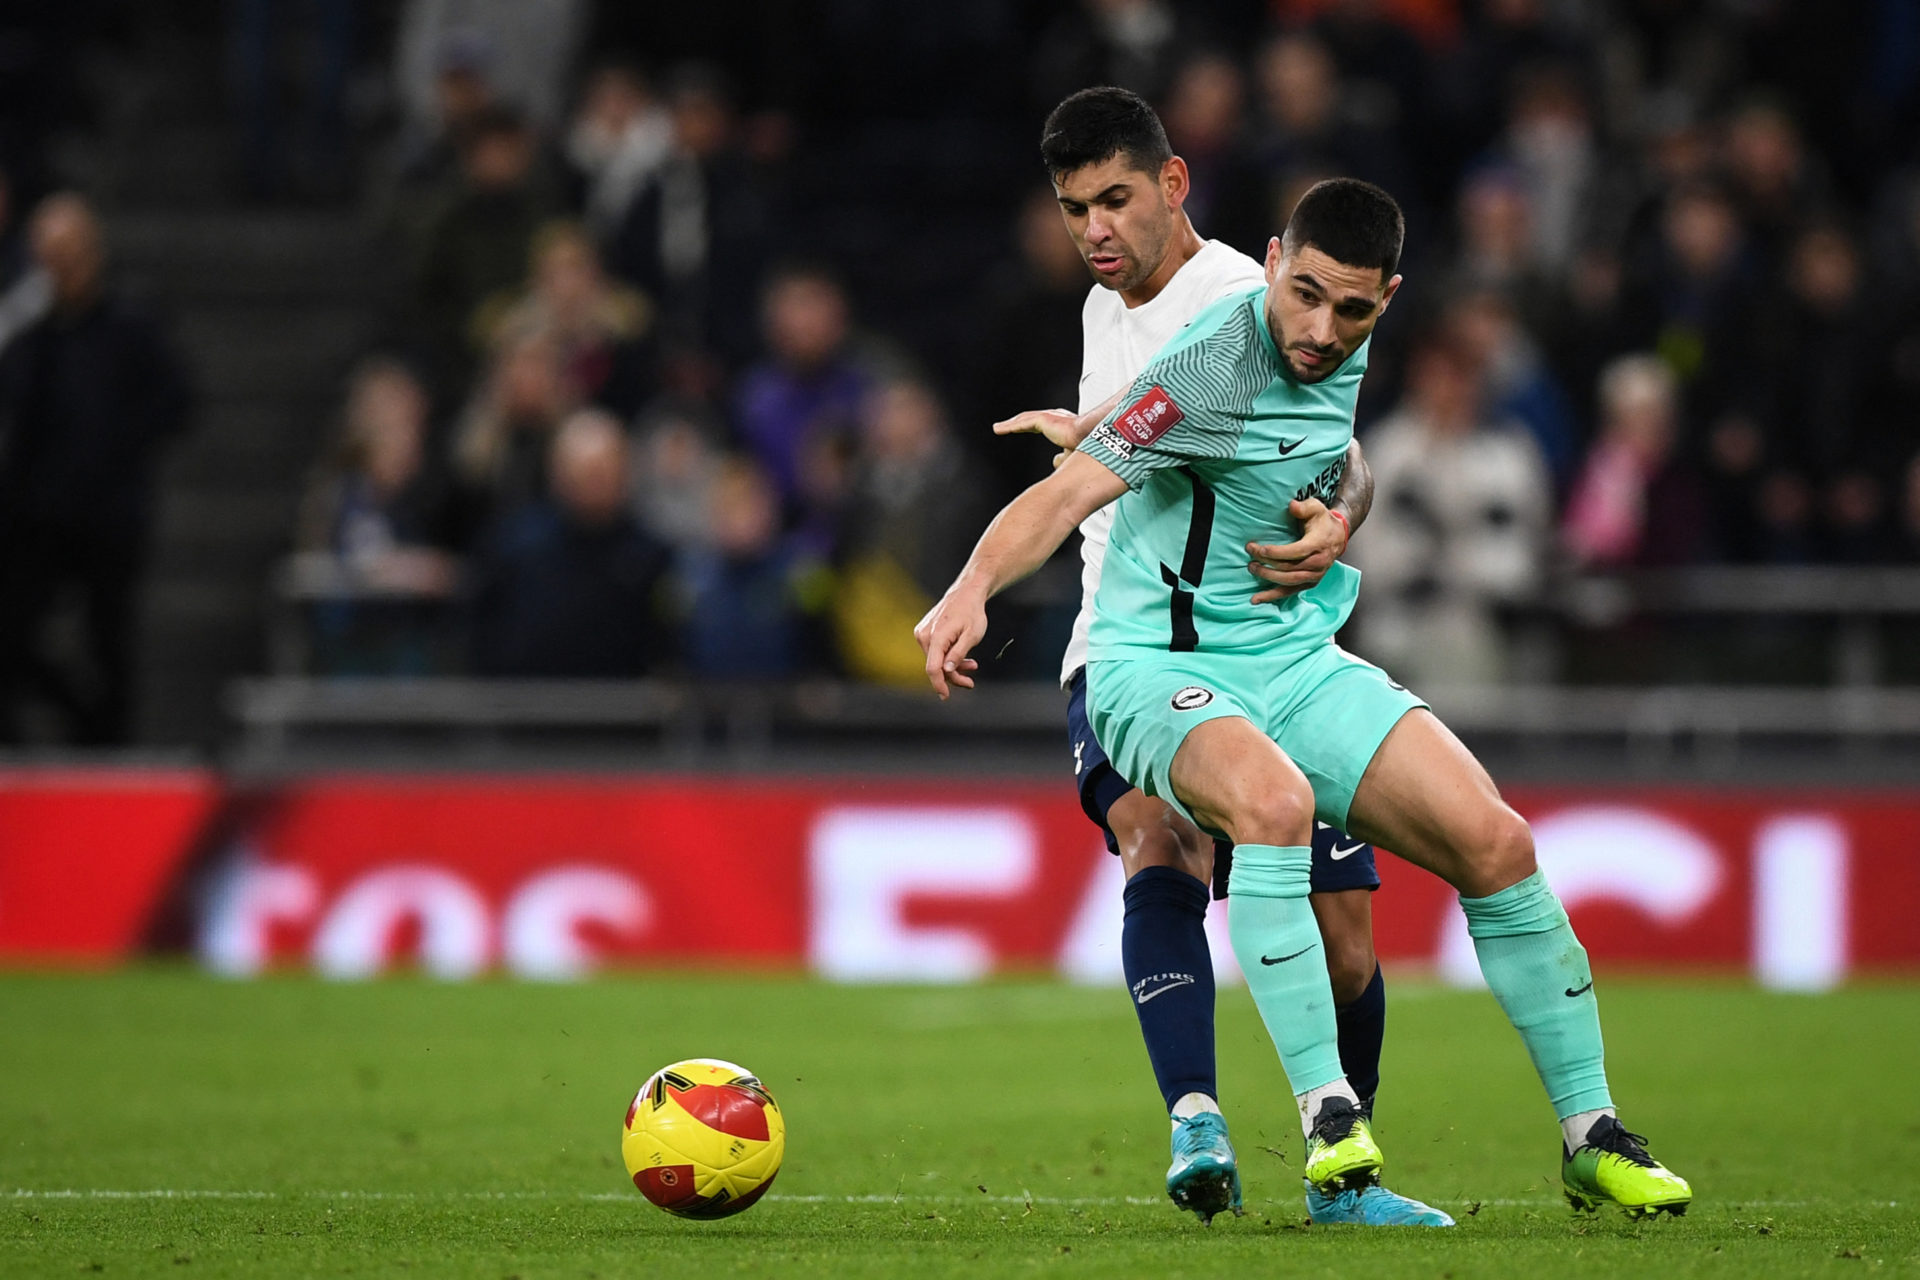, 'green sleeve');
1077,331,1254,491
